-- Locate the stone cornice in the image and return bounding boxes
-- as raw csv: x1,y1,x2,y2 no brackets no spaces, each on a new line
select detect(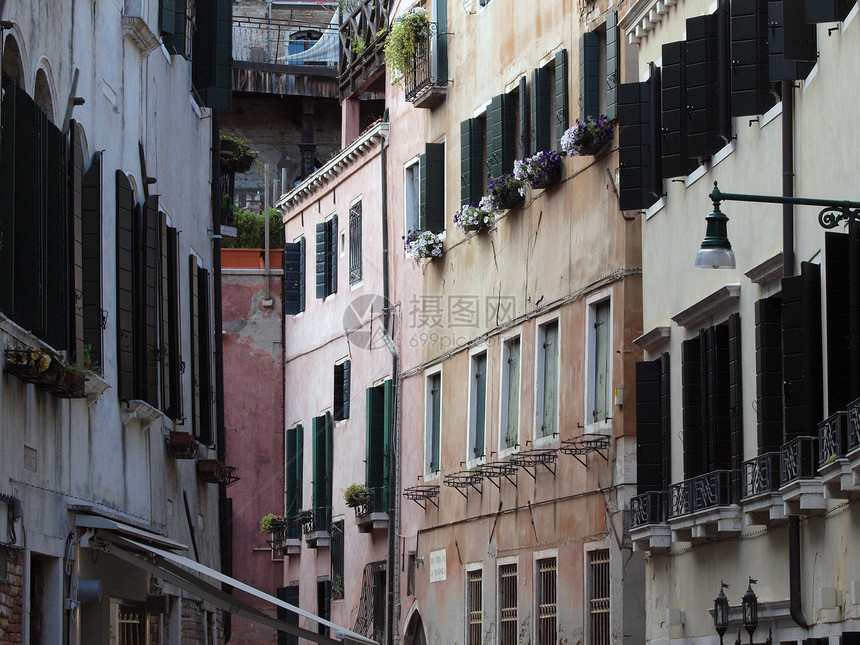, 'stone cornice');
671,284,741,329
744,252,783,286
619,0,678,45
633,326,671,353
